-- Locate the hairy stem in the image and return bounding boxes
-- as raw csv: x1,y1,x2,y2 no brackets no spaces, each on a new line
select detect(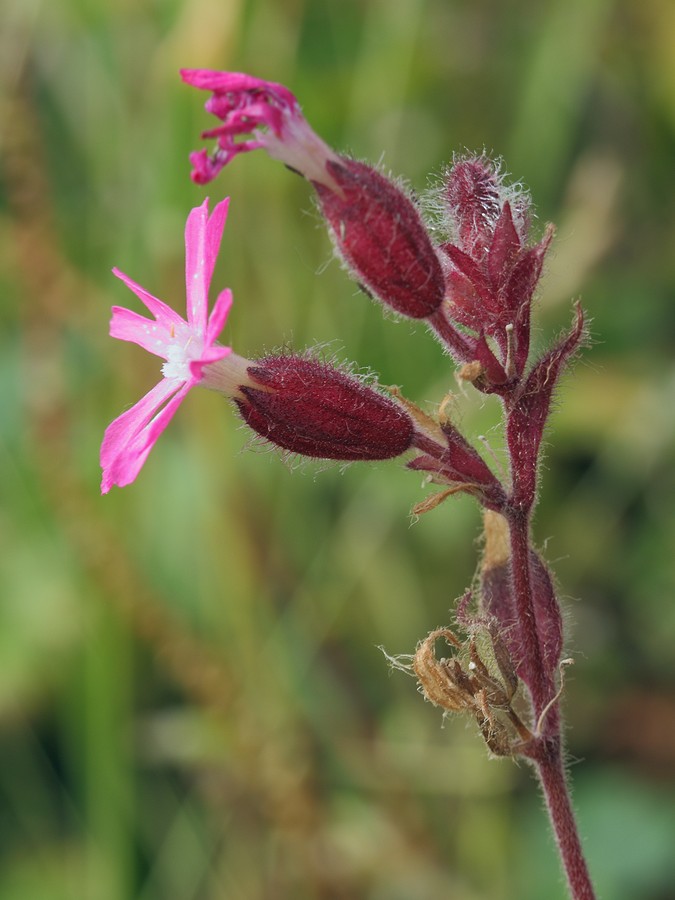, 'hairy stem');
509,508,595,897
505,420,594,897
506,508,550,716
533,742,596,900
426,308,474,360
